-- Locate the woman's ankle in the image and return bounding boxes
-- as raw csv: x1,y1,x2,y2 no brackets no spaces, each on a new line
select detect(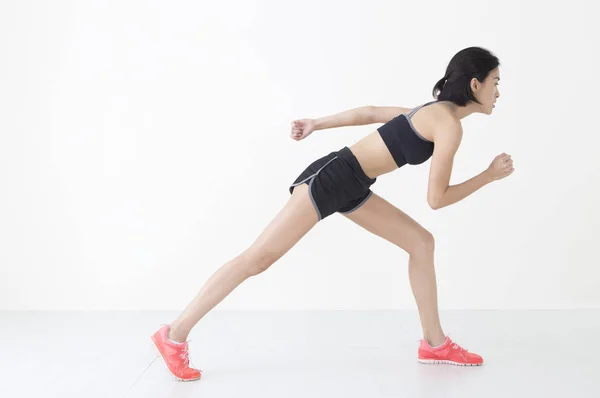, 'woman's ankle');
423,329,446,347
167,324,188,343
